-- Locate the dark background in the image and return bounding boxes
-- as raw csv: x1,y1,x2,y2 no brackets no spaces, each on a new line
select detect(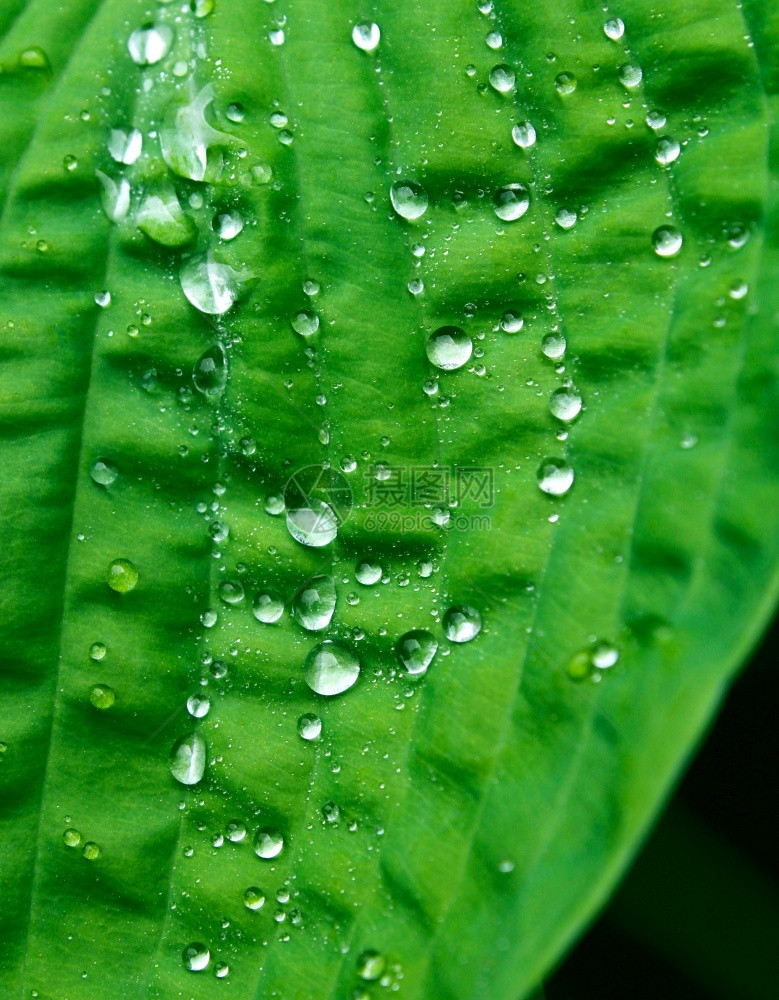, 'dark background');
546,614,779,1000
